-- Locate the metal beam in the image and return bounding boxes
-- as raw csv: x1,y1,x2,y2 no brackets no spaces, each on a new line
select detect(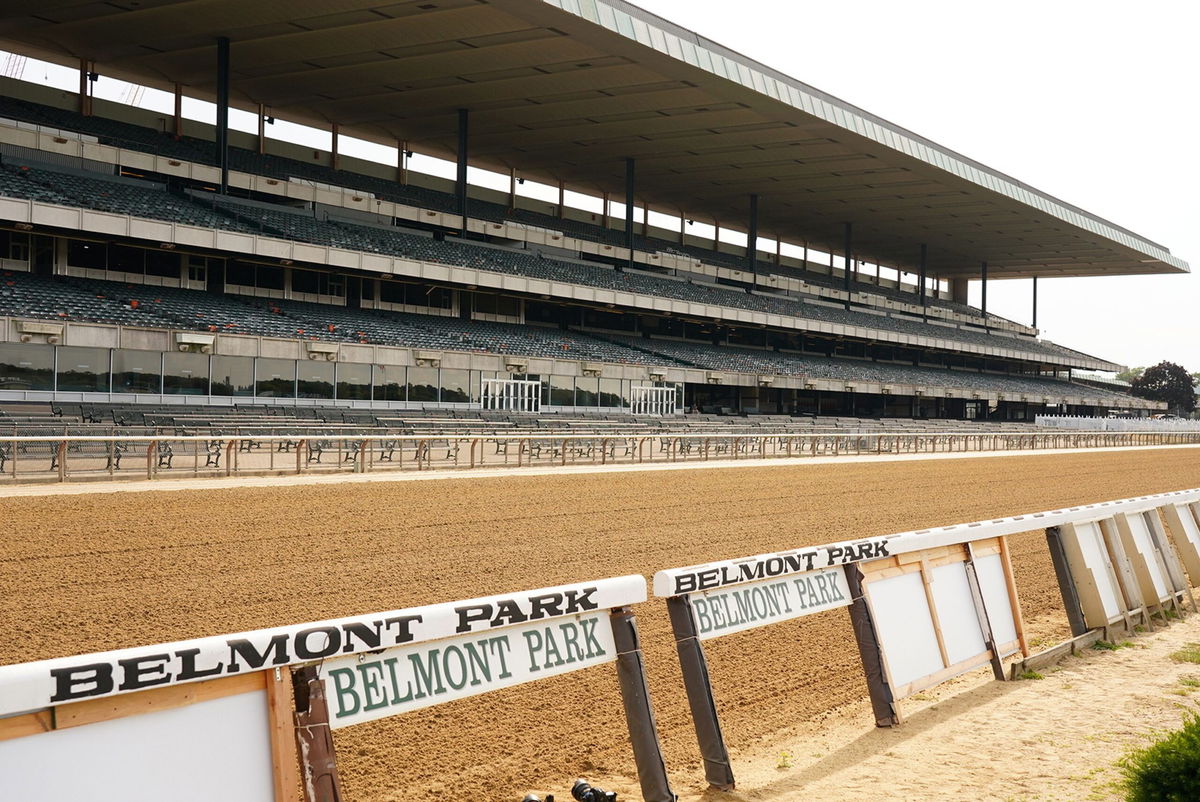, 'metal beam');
918,243,928,320
1032,276,1039,329
842,221,853,310
747,193,759,282
456,108,469,226
625,157,635,271
215,37,230,194
981,260,989,325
